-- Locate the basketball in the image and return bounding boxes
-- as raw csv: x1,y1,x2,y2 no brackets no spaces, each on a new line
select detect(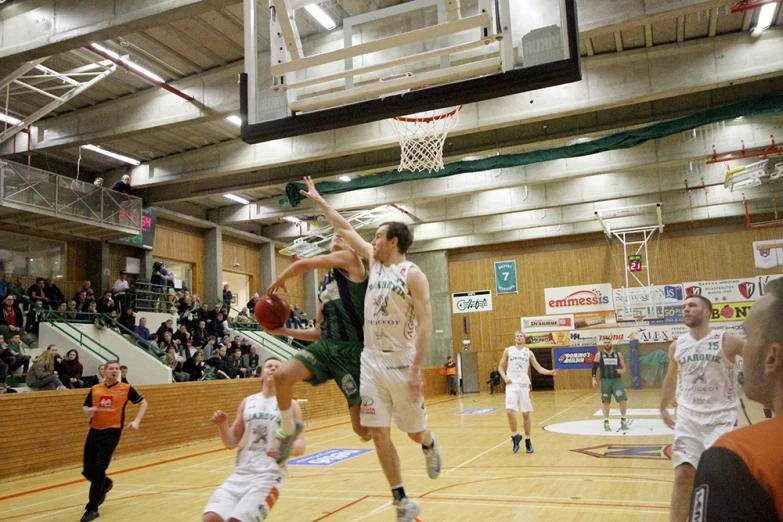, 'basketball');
254,293,290,330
